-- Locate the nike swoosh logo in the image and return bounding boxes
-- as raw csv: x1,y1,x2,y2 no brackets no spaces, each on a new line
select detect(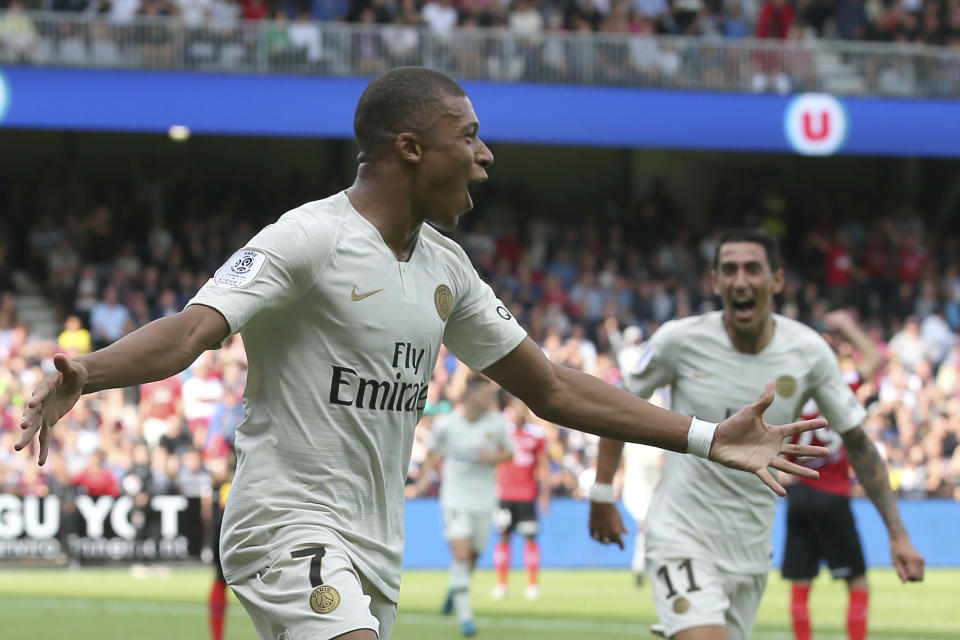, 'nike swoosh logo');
351,286,383,301
692,371,711,379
